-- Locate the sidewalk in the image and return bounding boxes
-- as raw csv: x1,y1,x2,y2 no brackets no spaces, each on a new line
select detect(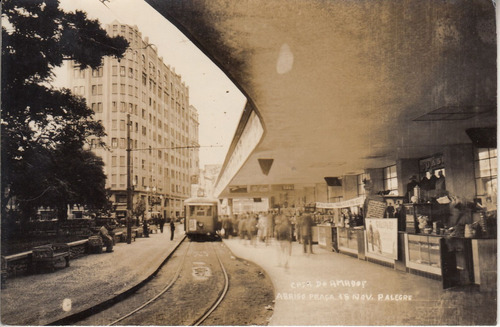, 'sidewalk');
222,238,496,326
1,226,185,326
